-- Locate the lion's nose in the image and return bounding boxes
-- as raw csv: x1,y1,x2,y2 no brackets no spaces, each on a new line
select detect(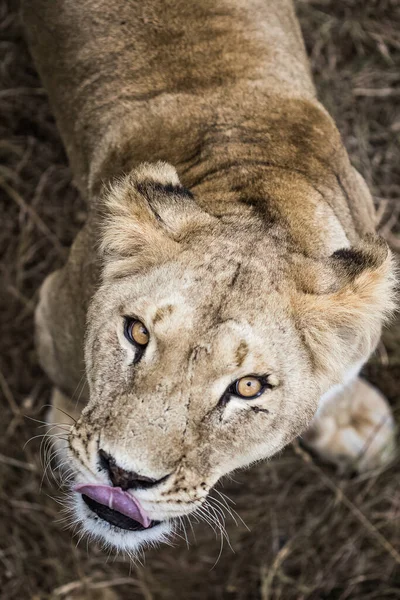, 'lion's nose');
98,449,168,491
